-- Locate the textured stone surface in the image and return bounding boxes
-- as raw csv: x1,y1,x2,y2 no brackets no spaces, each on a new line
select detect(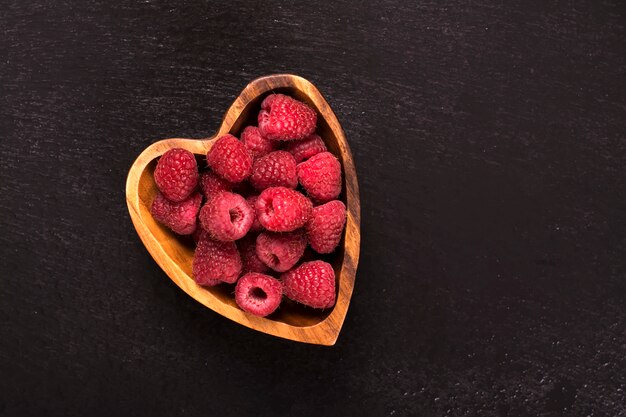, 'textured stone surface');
0,0,624,416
